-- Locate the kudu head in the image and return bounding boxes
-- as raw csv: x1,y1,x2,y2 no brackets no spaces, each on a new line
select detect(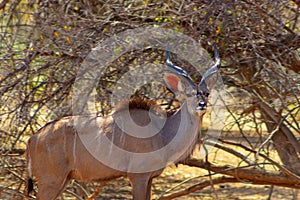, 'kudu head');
164,44,221,116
